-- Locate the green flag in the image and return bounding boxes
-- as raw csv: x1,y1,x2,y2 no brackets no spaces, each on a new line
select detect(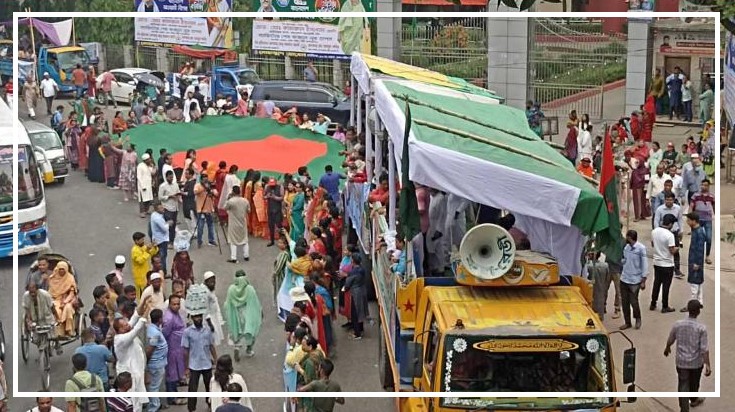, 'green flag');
596,128,623,264
399,99,421,240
